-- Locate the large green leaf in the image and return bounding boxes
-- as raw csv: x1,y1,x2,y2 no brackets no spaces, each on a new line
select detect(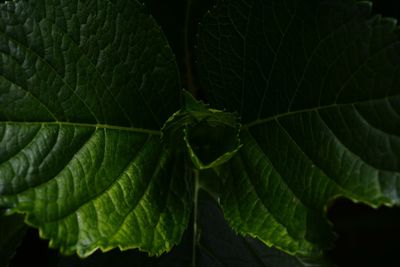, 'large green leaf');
0,0,191,257
0,212,27,267
197,0,400,256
